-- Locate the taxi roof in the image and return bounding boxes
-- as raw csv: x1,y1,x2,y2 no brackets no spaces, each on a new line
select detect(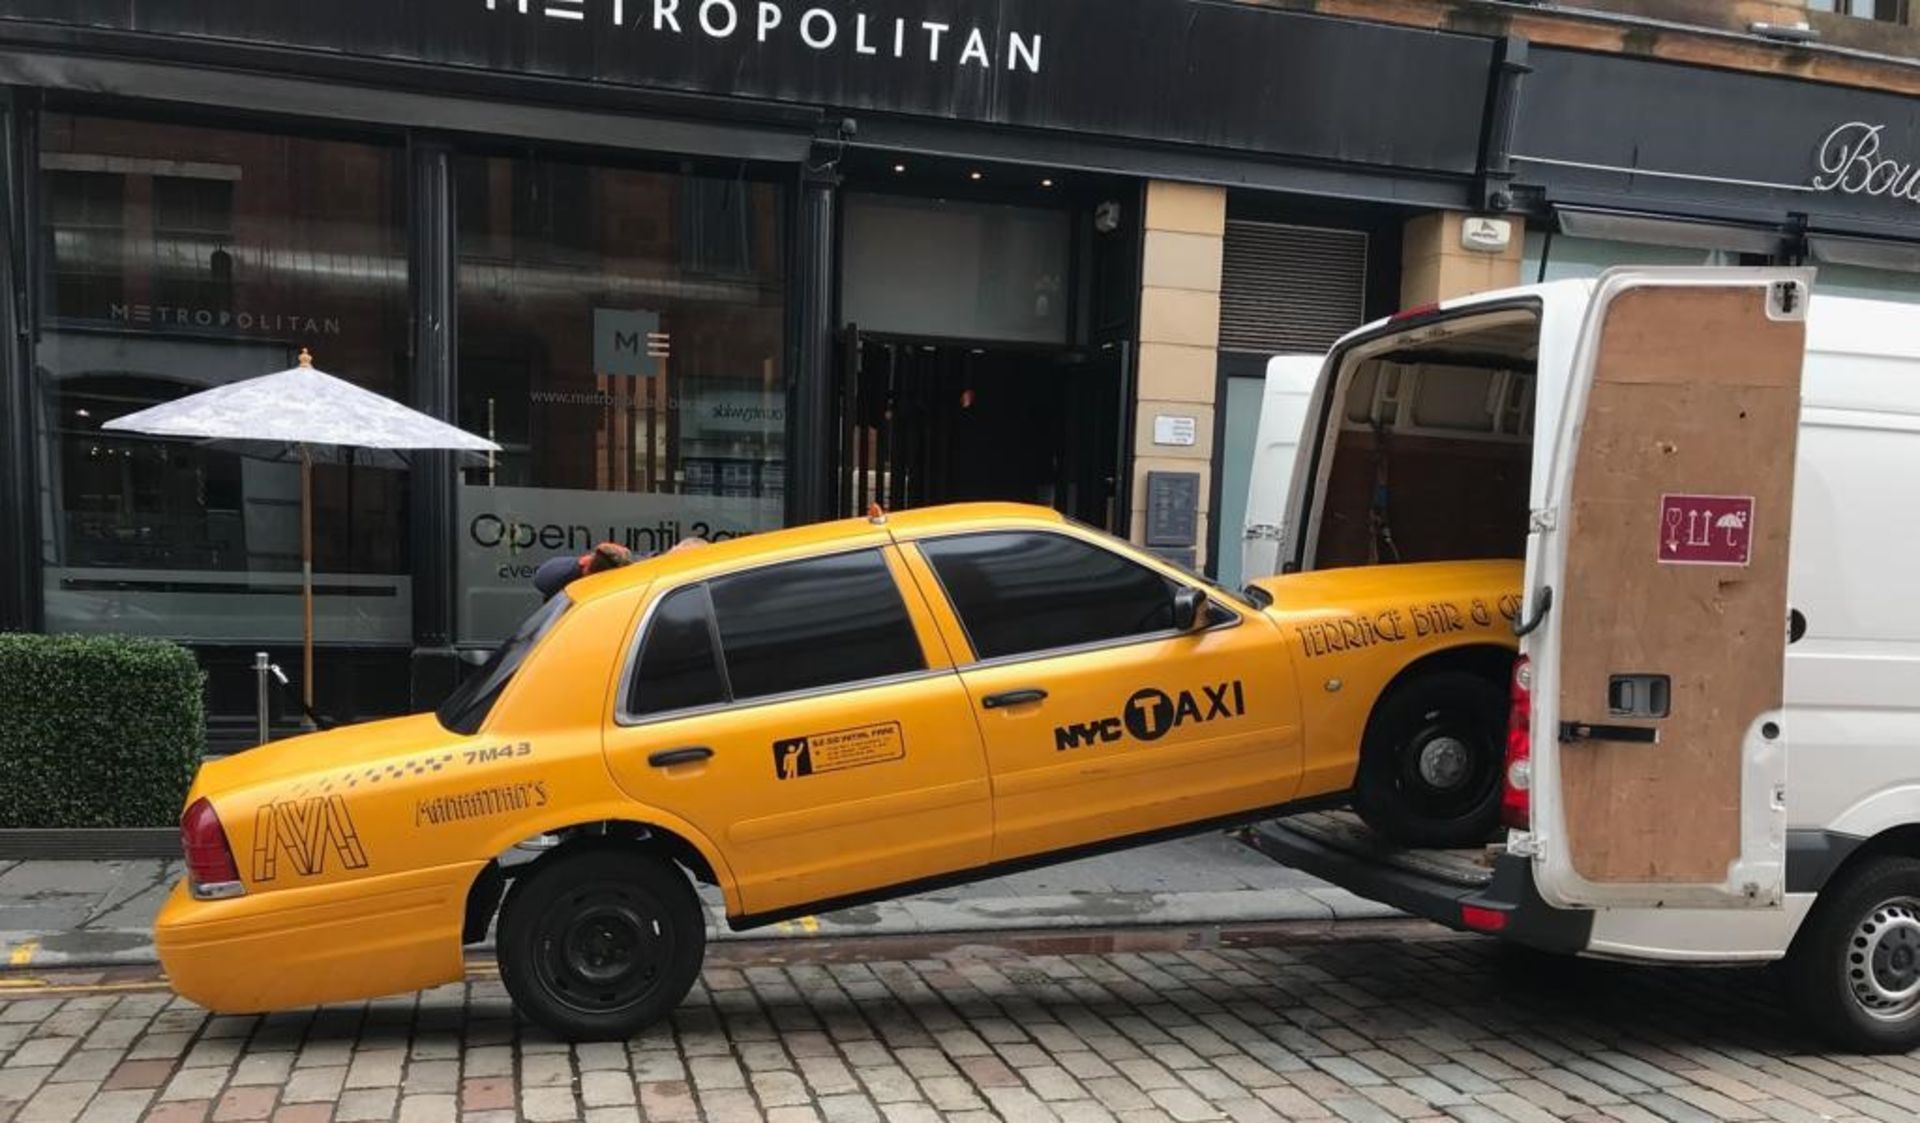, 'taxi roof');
560,501,1068,605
